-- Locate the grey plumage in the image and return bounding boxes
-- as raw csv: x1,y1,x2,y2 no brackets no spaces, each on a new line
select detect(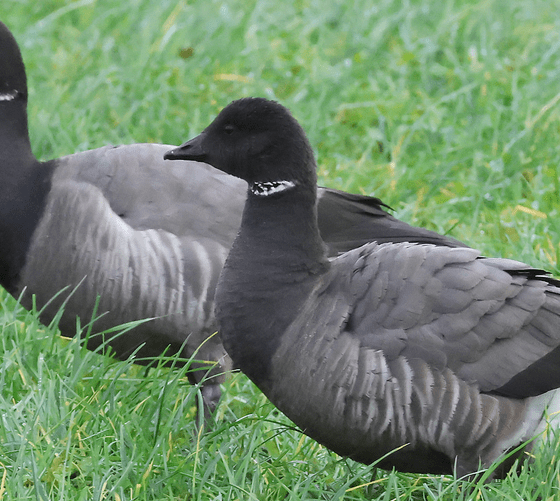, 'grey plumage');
165,97,560,477
18,143,240,357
